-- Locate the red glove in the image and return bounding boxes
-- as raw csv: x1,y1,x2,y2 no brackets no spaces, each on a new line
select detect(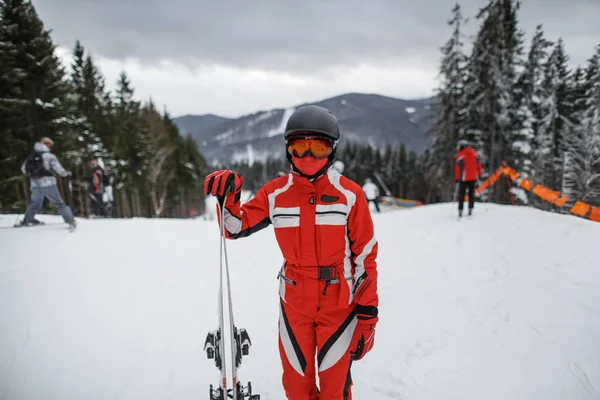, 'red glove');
204,170,243,197
351,304,378,361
